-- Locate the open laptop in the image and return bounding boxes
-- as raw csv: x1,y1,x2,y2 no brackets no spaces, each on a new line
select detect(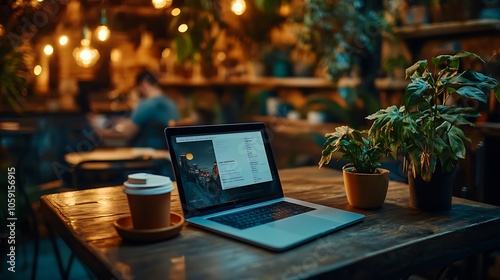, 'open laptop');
164,122,364,251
